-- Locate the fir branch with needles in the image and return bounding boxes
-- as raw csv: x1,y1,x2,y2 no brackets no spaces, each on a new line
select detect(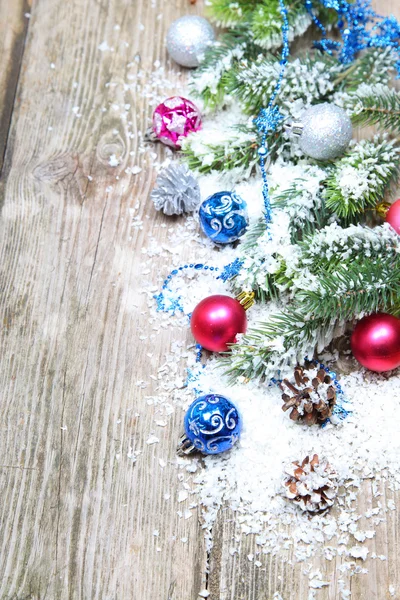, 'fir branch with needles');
324,138,400,220
225,239,400,382
227,52,340,115
271,170,331,243
344,84,400,134
205,0,257,28
251,0,312,49
189,27,263,110
205,0,337,50
299,256,400,322
180,125,259,177
333,47,398,91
